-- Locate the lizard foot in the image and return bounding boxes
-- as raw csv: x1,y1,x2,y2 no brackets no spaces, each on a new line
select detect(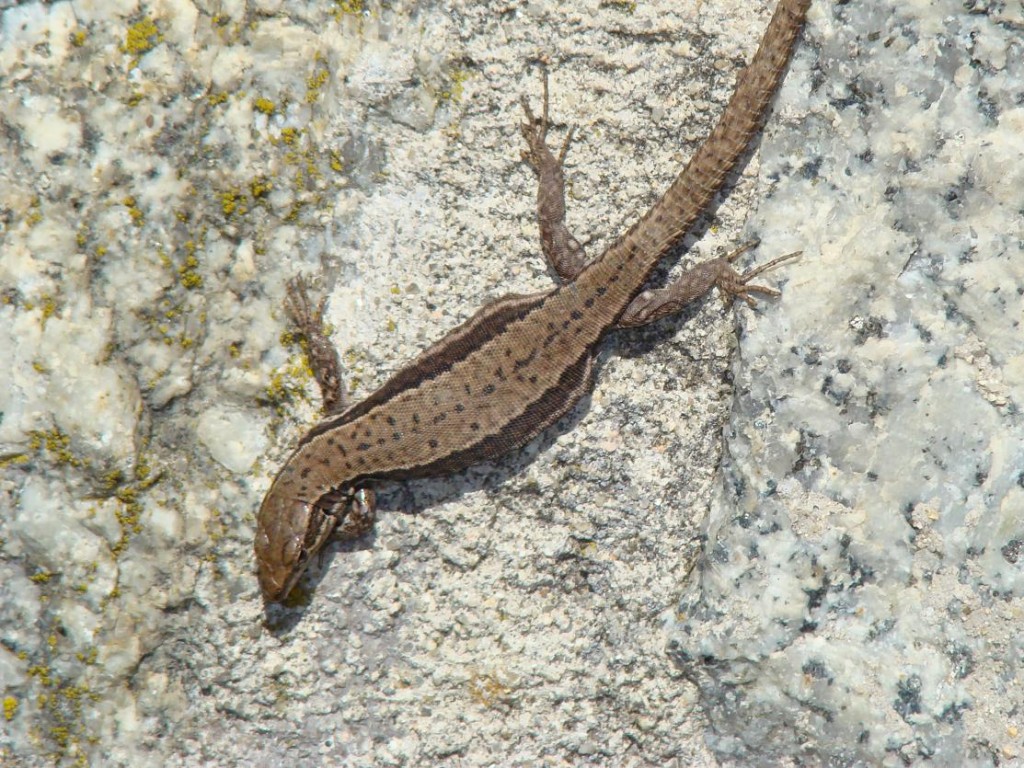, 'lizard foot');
520,69,575,176
716,241,802,308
